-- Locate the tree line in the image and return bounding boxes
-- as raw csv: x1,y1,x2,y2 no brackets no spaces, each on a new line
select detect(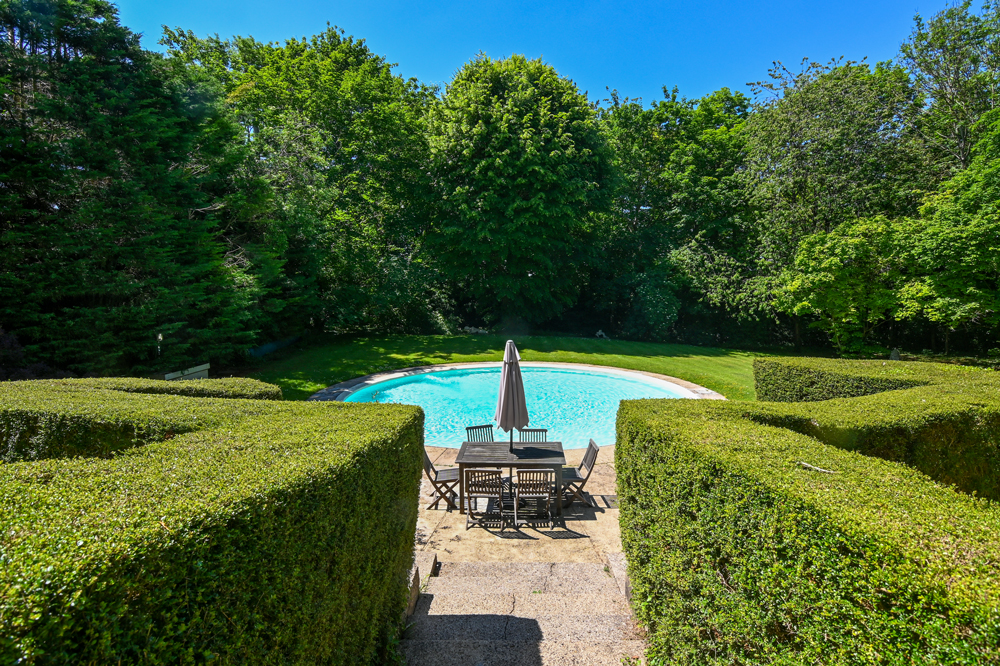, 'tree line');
2,0,999,376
